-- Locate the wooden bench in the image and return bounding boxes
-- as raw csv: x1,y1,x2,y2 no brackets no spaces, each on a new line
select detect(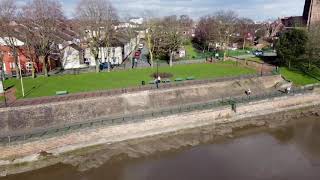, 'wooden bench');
56,91,68,95
149,81,155,84
186,76,195,80
162,79,171,83
175,78,184,82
